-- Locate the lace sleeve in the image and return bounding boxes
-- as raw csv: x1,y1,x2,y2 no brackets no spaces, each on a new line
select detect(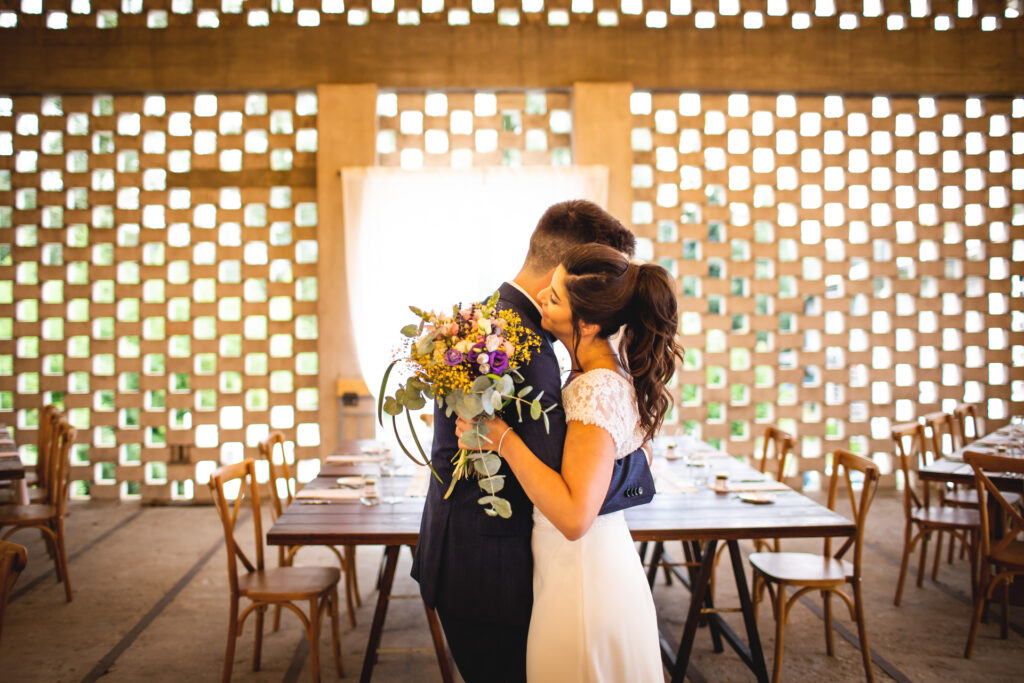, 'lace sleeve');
562,370,637,456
